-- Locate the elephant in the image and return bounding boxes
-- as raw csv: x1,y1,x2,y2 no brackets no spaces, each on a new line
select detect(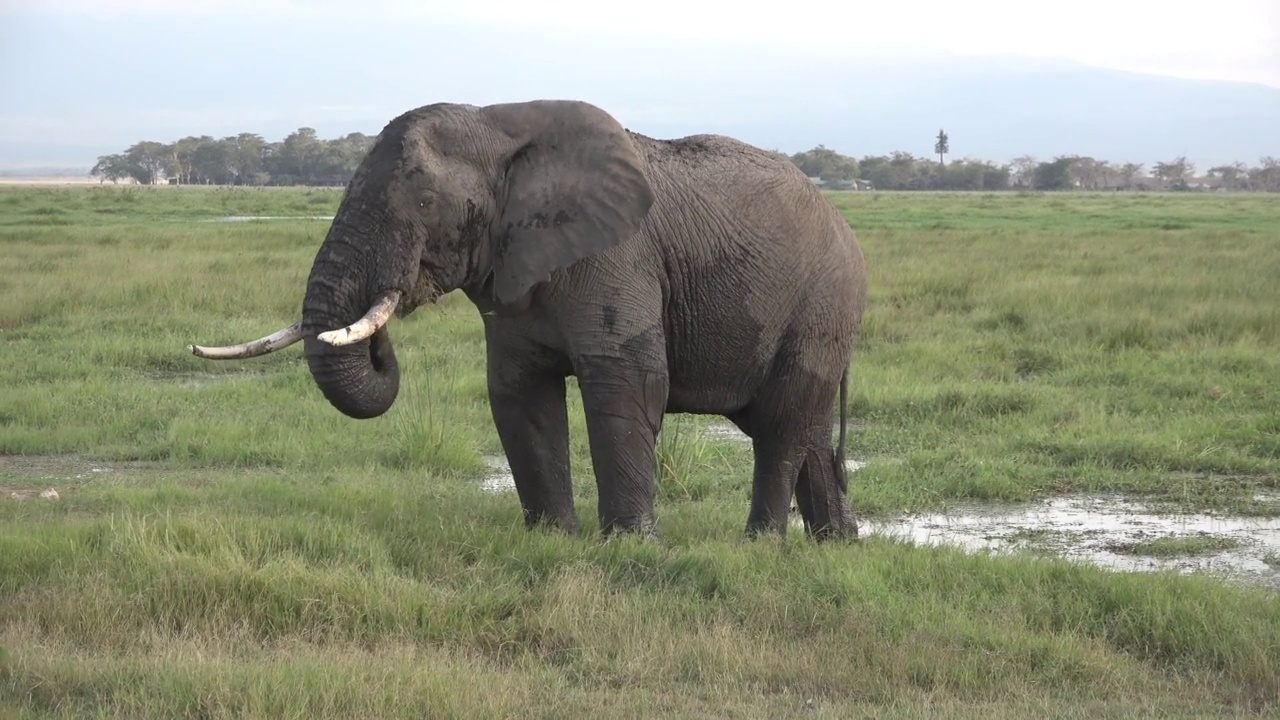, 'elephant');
189,99,867,540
